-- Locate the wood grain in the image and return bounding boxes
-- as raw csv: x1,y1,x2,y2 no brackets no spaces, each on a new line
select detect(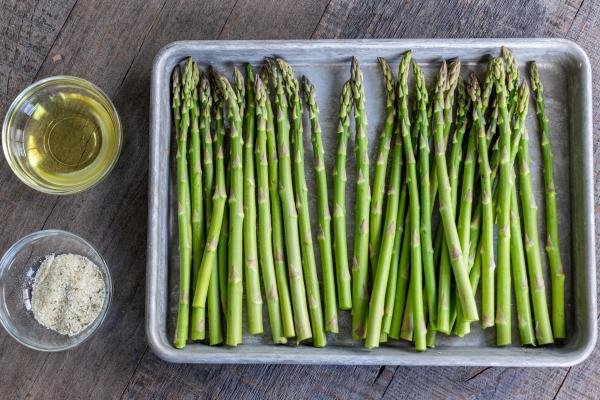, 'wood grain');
123,353,393,399
219,0,330,39
0,0,597,399
313,0,582,39
0,0,77,111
